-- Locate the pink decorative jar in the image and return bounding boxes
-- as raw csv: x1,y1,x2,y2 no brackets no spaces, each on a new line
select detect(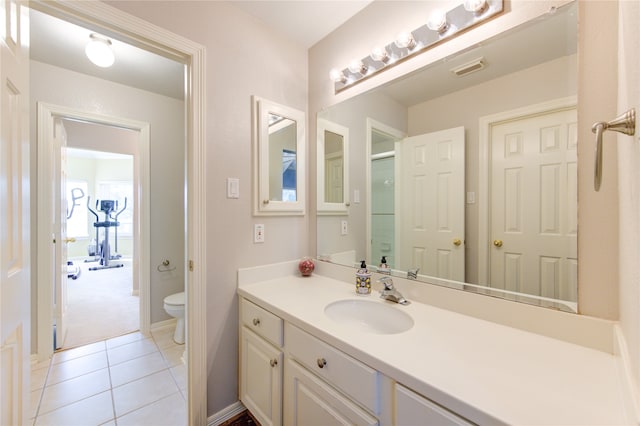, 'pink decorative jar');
298,257,315,276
